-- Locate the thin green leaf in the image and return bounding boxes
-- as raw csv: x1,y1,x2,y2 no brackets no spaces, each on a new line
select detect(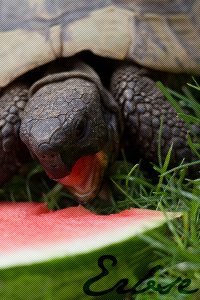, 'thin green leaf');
156,143,173,193
182,86,200,119
110,178,142,208
192,76,200,88
157,81,183,112
177,168,187,189
157,81,200,142
187,132,200,159
187,83,200,91
25,164,44,202
152,163,162,173
125,164,139,193
40,182,63,209
158,115,164,169
158,202,185,251
110,174,155,190
27,164,44,180
167,87,191,102
162,160,200,176
162,184,200,202
178,113,200,126
185,178,200,185
121,149,129,174
26,183,33,202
